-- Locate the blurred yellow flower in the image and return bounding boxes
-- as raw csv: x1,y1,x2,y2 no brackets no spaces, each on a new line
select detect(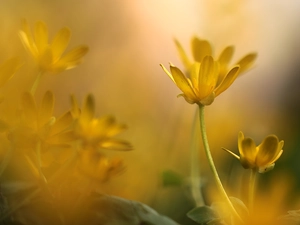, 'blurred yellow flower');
77,149,125,182
71,94,133,151
19,20,89,73
7,91,74,152
175,37,257,80
224,131,284,173
161,56,240,105
0,57,22,88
